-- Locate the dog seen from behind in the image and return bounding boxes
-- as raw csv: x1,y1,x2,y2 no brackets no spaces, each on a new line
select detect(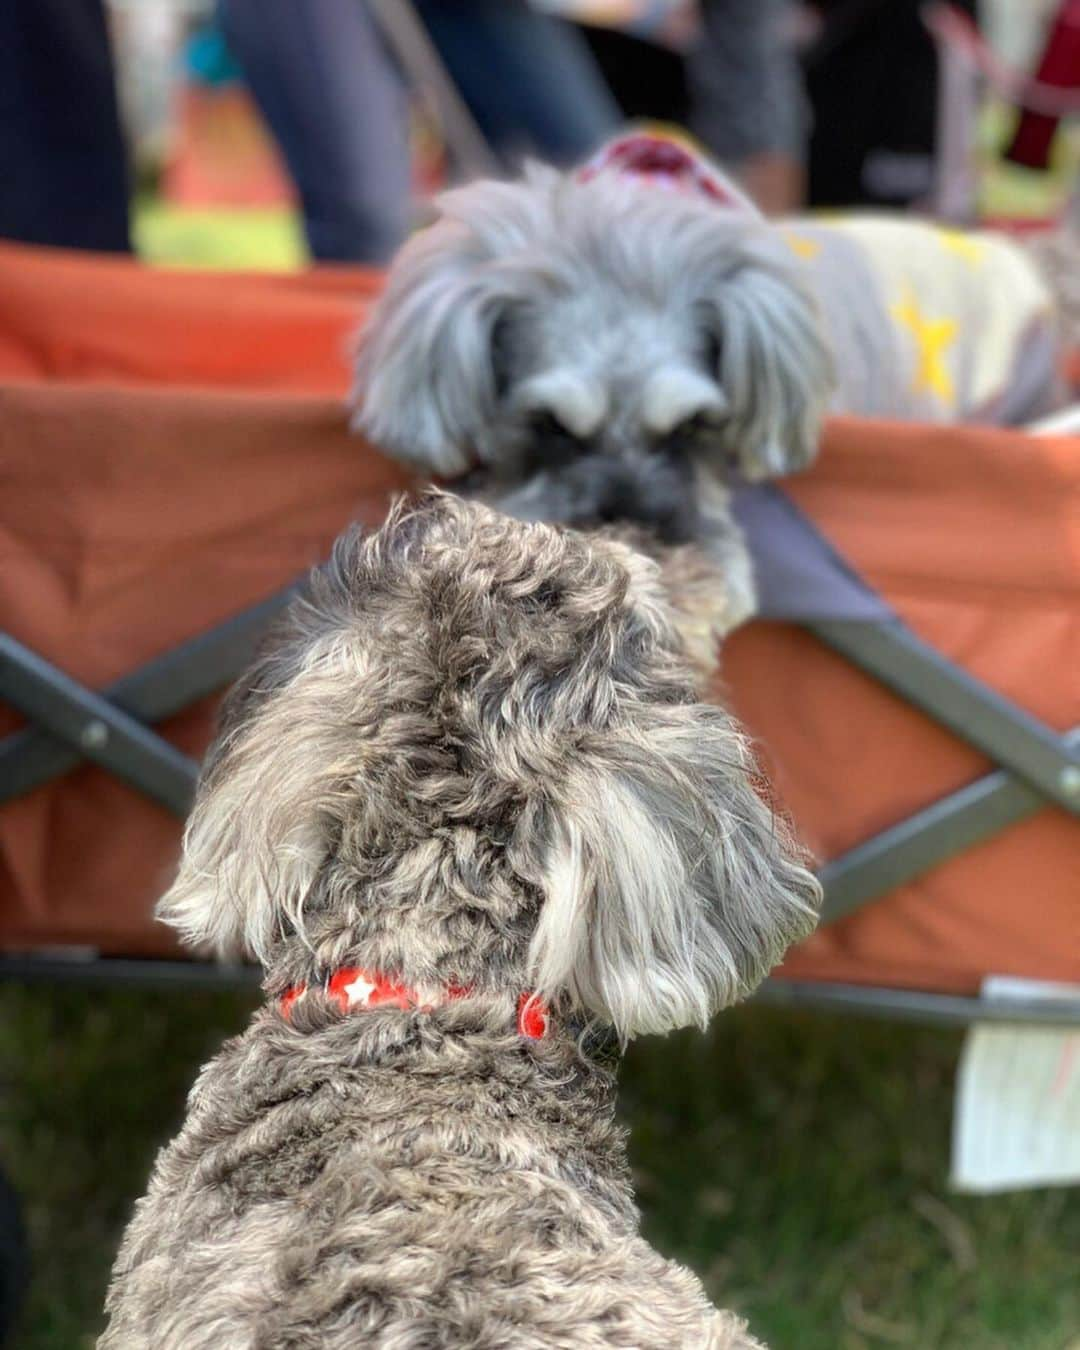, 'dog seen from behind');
100,494,821,1349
